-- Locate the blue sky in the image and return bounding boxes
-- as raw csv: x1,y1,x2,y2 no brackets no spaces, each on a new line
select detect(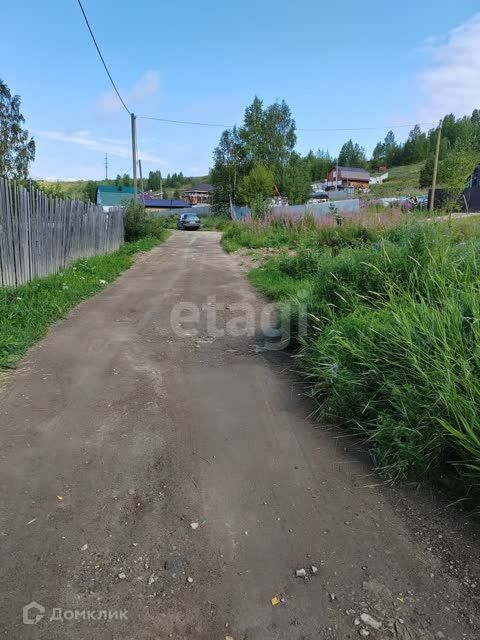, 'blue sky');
2,1,480,180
